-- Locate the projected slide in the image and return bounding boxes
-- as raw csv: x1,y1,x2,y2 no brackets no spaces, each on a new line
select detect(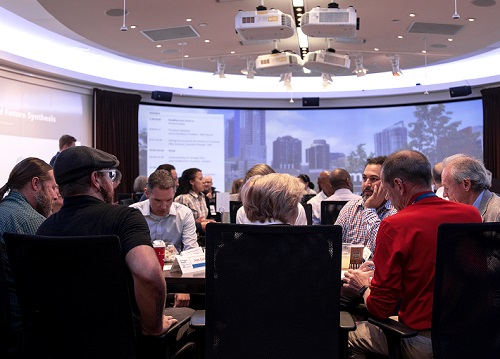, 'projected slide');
140,105,225,188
